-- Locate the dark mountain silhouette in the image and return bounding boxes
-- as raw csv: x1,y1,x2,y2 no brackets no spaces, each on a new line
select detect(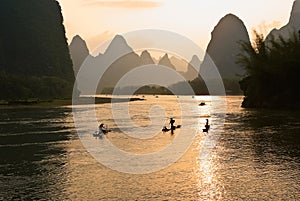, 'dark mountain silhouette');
75,35,141,94
266,0,300,41
158,54,176,70
140,50,155,65
0,0,75,100
169,56,199,81
0,0,74,81
185,55,201,80
169,56,187,72
104,35,134,56
73,31,234,95
201,14,250,79
76,36,197,94
189,55,201,70
69,35,90,76
97,35,141,92
238,1,300,108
